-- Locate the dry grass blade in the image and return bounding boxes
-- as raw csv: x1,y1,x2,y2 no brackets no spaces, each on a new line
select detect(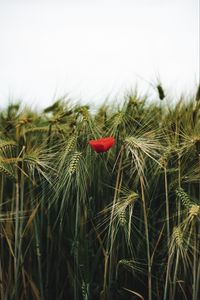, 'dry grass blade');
122,287,144,300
